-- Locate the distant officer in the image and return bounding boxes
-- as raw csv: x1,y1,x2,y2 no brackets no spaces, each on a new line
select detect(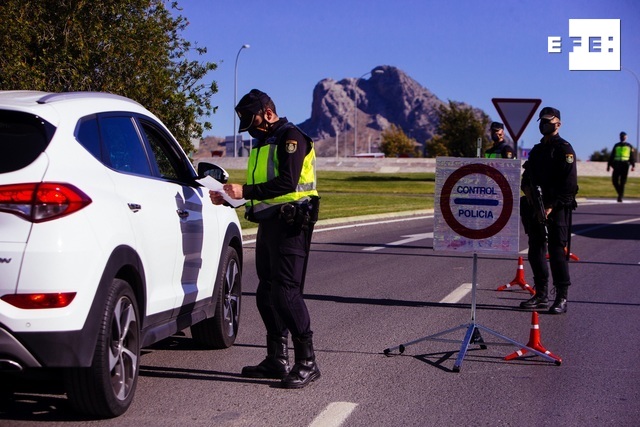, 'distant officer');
485,122,515,159
607,131,636,202
519,107,578,314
